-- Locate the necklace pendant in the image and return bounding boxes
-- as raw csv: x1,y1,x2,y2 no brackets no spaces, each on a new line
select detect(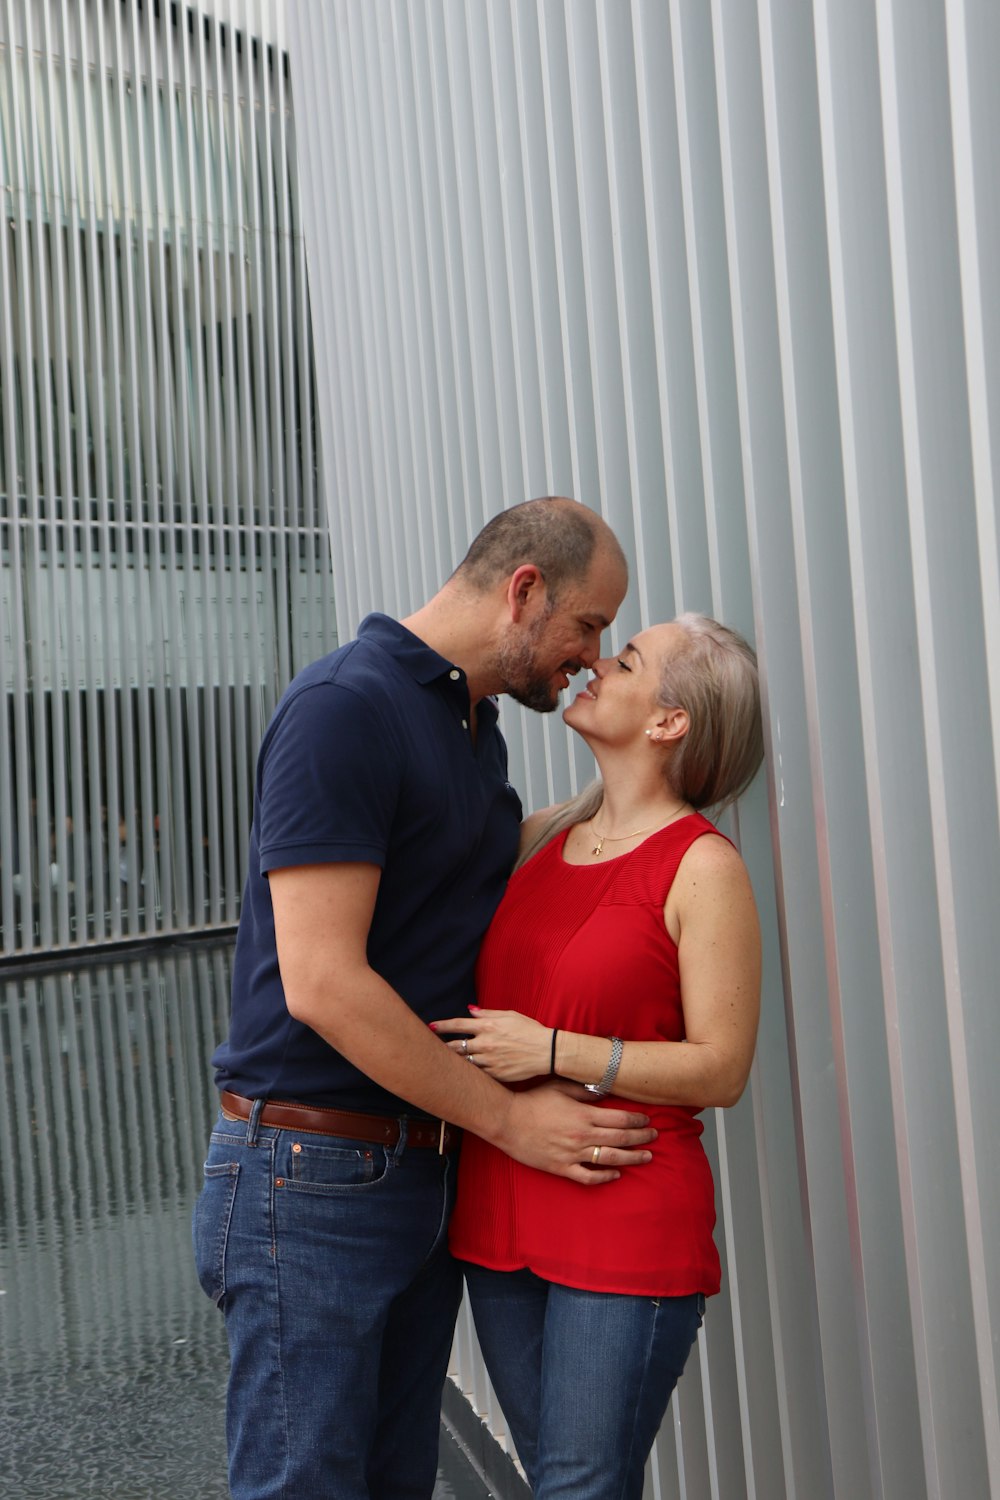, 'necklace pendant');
592,839,604,856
